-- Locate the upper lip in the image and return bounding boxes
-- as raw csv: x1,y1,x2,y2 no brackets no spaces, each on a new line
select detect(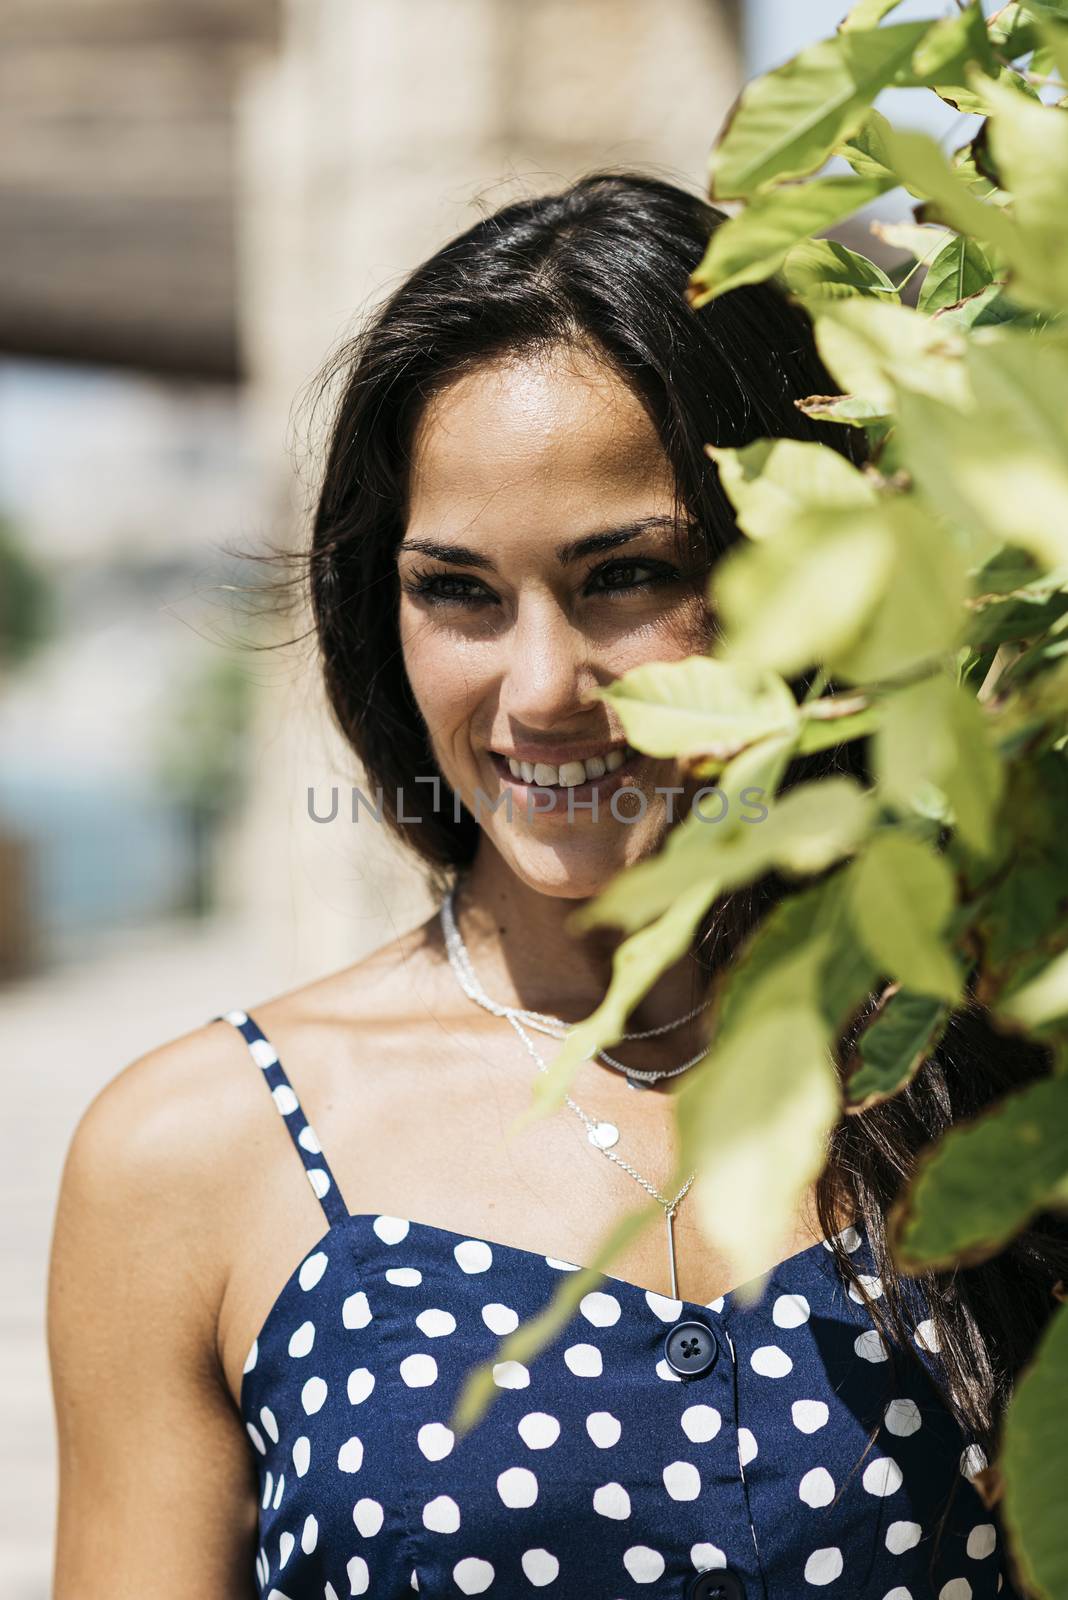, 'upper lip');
489,741,632,764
